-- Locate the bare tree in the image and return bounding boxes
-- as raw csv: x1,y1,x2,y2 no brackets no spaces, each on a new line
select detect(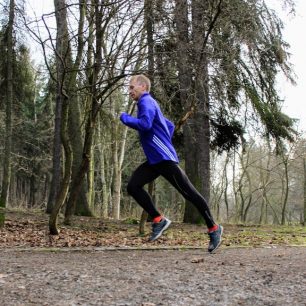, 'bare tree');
49,0,73,235
64,0,144,224
304,158,306,226
0,0,15,213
